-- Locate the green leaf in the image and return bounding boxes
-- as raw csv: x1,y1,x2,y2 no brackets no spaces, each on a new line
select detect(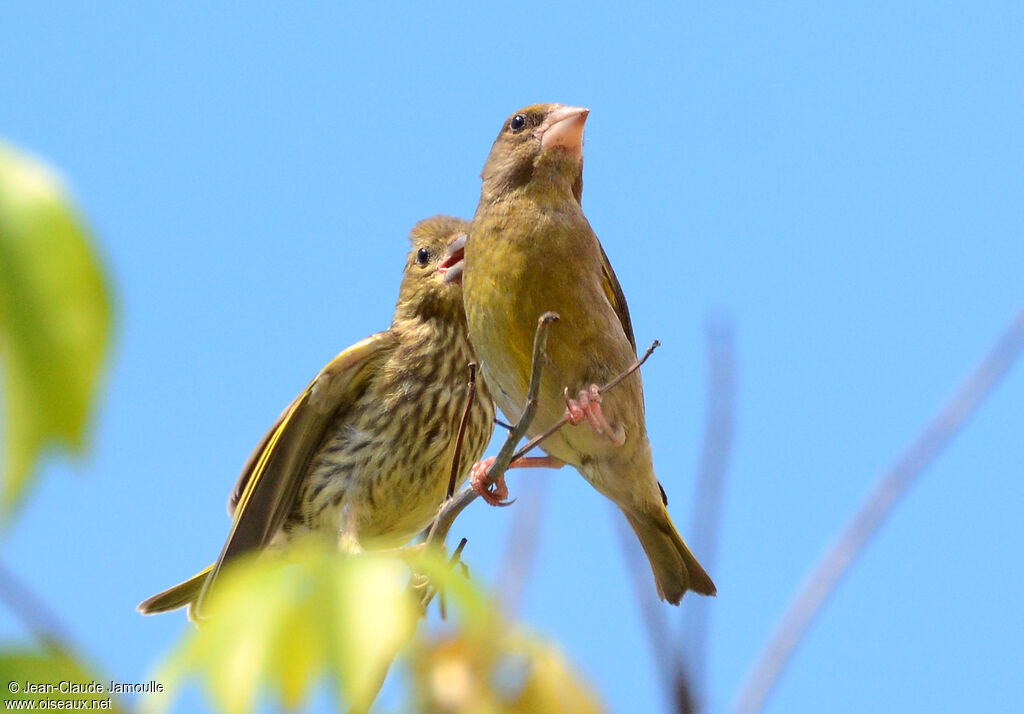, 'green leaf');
0,141,113,521
151,540,417,714
0,645,128,712
149,541,604,714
